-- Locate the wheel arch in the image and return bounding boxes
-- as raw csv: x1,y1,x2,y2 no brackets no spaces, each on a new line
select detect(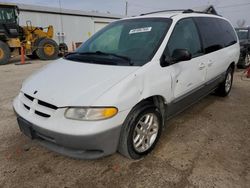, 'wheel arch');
118,95,165,159
133,95,167,123
229,62,236,72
